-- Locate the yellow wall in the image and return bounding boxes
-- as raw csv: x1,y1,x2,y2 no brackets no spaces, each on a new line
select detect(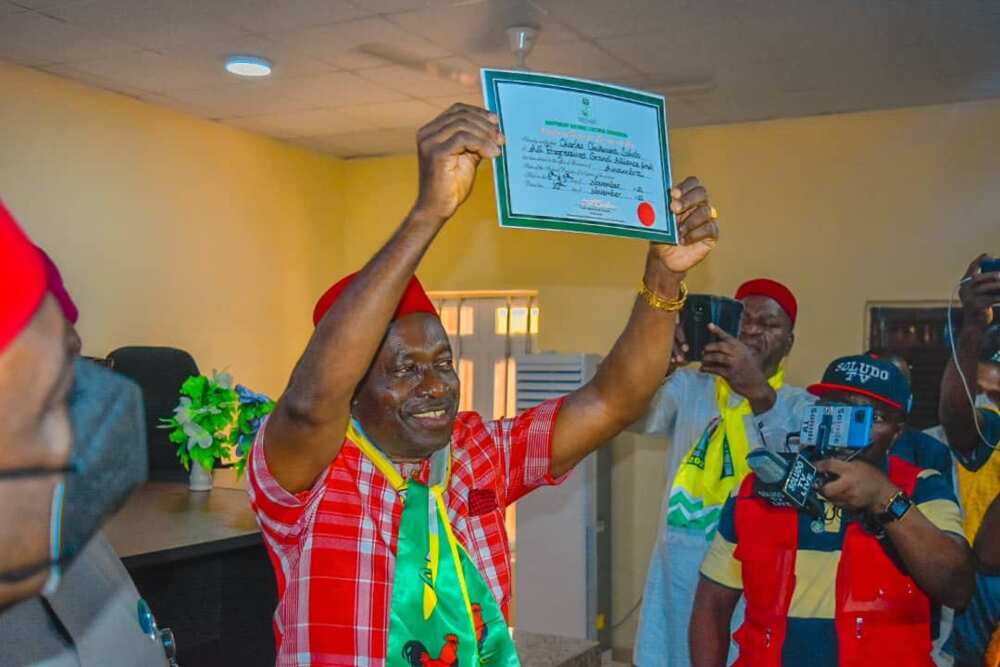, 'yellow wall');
4,58,1000,652
0,62,344,395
